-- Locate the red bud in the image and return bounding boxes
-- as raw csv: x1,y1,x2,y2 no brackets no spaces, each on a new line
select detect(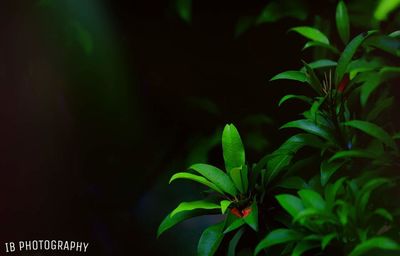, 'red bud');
338,74,350,93
241,207,252,217
230,208,242,218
